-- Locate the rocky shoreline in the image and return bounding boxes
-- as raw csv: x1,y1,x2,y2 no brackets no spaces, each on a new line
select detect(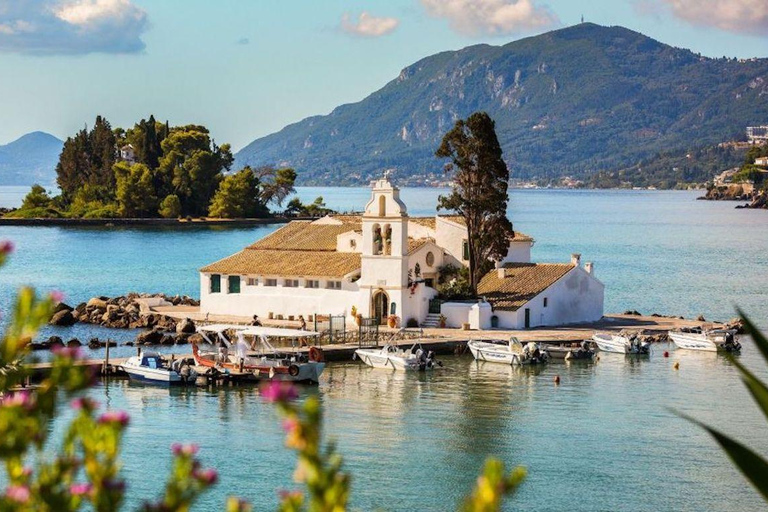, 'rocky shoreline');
699,186,768,209
46,293,205,350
